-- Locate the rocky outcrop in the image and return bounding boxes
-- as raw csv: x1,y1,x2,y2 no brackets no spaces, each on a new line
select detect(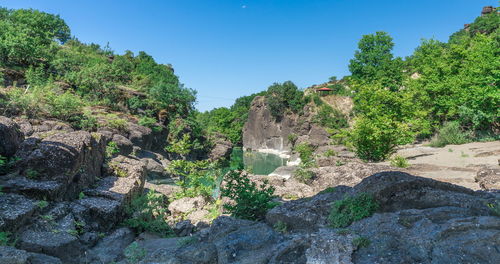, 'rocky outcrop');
14,131,106,200
243,96,331,153
476,165,500,190
139,171,500,264
209,136,233,161
0,116,24,156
